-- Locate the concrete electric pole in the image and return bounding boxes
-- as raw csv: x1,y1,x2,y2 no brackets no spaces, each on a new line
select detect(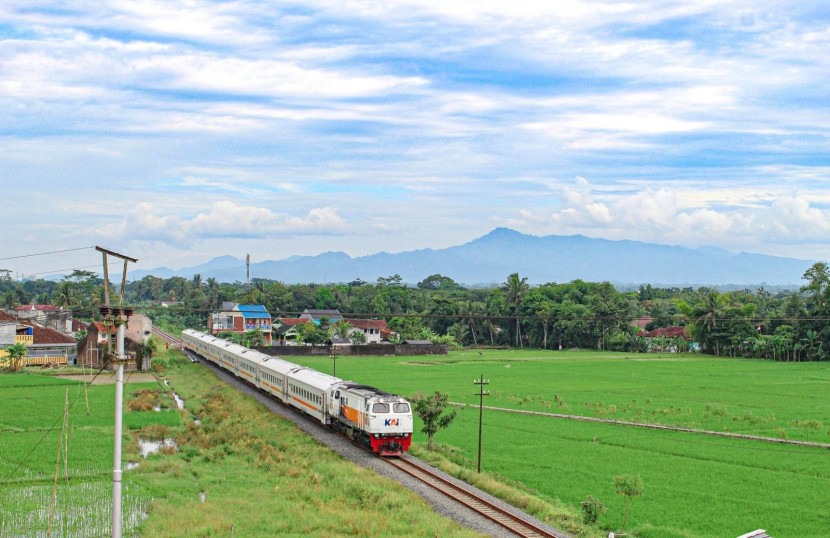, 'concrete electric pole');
96,246,137,538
